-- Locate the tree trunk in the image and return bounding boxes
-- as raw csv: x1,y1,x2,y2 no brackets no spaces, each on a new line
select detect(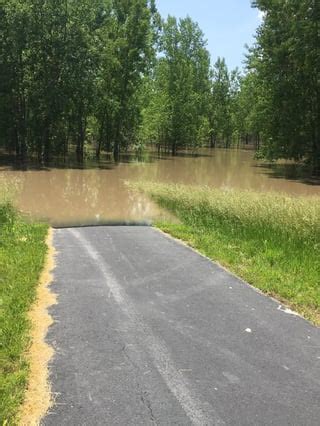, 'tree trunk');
96,121,104,159
256,133,260,150
312,120,320,176
113,123,120,161
43,119,51,163
210,133,216,148
12,126,20,158
171,139,177,156
76,115,85,162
